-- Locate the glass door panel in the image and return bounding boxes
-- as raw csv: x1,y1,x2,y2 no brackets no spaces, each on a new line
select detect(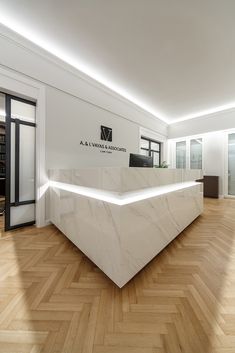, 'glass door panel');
190,139,202,169
0,93,6,217
140,137,161,166
151,142,160,151
176,141,186,168
10,122,15,204
152,151,160,166
140,149,149,156
19,125,35,202
228,133,235,195
140,139,149,149
11,204,35,226
11,99,36,123
5,95,36,230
